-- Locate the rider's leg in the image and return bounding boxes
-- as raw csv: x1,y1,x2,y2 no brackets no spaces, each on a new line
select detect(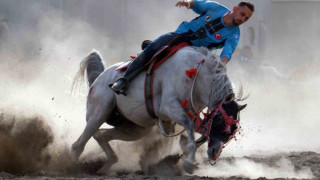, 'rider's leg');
141,35,191,51
110,32,179,94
